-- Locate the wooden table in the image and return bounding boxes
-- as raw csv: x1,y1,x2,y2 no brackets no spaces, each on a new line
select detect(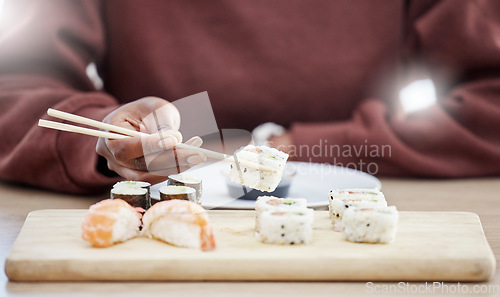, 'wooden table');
1,178,500,296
